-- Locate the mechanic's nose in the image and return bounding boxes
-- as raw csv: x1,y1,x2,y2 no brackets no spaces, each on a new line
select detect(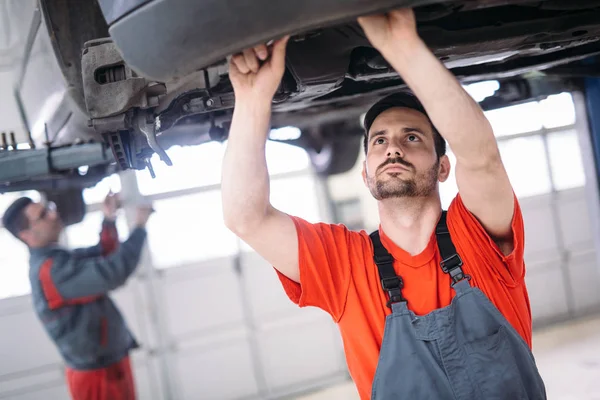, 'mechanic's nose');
387,146,404,158
386,140,404,158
